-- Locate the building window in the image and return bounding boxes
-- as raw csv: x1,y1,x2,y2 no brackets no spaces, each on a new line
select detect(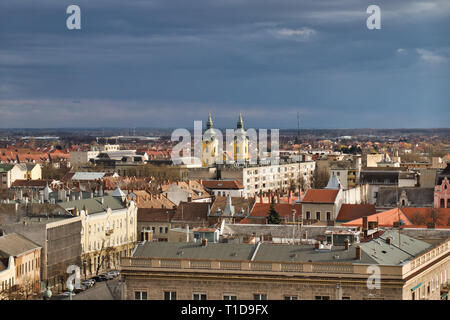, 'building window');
315,296,330,300
306,211,310,220
165,227,169,233
253,294,267,300
316,212,321,220
326,212,331,221
223,294,237,300
193,293,207,300
284,295,298,300
159,227,163,234
134,291,147,300
164,291,177,300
